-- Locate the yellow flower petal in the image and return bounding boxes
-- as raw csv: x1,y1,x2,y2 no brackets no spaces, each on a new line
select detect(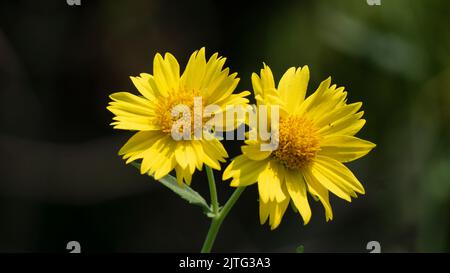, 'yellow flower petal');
129,74,156,100
175,165,193,185
214,91,250,111
174,142,190,169
319,135,376,163
315,155,365,194
201,138,228,161
140,135,173,175
191,140,221,170
241,142,272,161
153,53,179,96
223,155,269,187
181,48,206,91
259,199,270,225
201,53,222,88
260,63,275,90
313,102,362,130
119,131,164,156
251,64,282,107
269,191,290,230
296,77,332,115
278,65,309,113
284,170,311,225
318,111,365,136
305,84,347,120
109,92,154,115
184,143,197,174
107,92,158,131
258,161,287,203
110,117,159,131
309,162,352,202
303,170,333,221
206,73,239,104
